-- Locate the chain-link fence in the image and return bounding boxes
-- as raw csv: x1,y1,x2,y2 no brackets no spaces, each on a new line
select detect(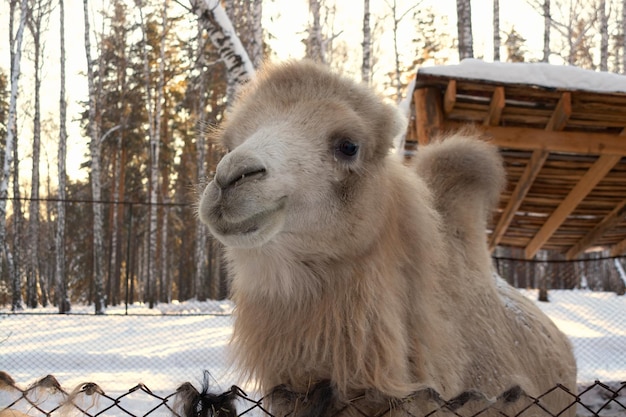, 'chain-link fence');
0,312,235,391
1,372,625,417
1,195,625,411
1,255,625,390
493,254,626,384
0,197,229,311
